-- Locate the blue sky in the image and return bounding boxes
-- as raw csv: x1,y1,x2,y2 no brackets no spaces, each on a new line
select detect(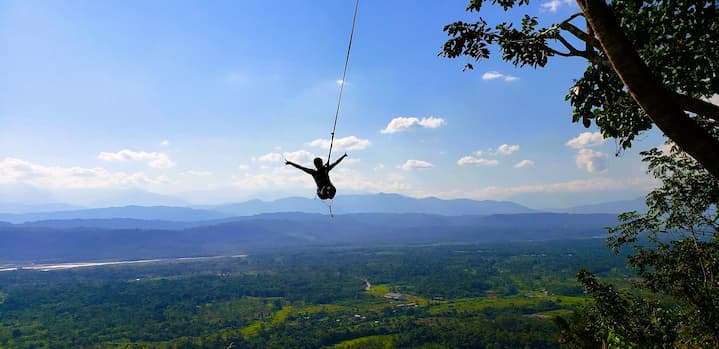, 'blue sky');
0,0,664,208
